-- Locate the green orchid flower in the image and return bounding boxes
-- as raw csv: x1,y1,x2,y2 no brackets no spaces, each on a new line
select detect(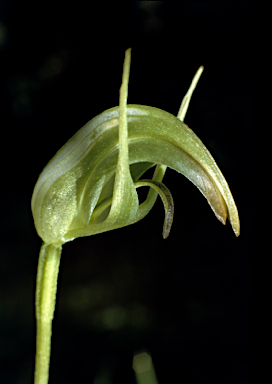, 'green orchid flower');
31,48,240,384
